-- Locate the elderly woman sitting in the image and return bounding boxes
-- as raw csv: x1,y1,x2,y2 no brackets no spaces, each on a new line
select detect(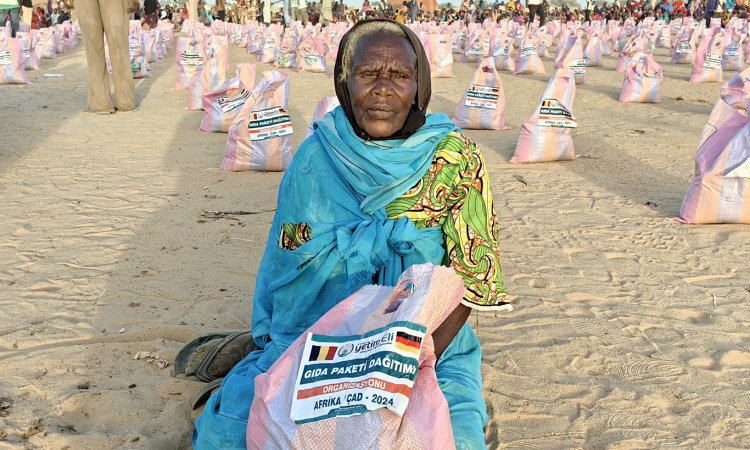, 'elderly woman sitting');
191,19,507,449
